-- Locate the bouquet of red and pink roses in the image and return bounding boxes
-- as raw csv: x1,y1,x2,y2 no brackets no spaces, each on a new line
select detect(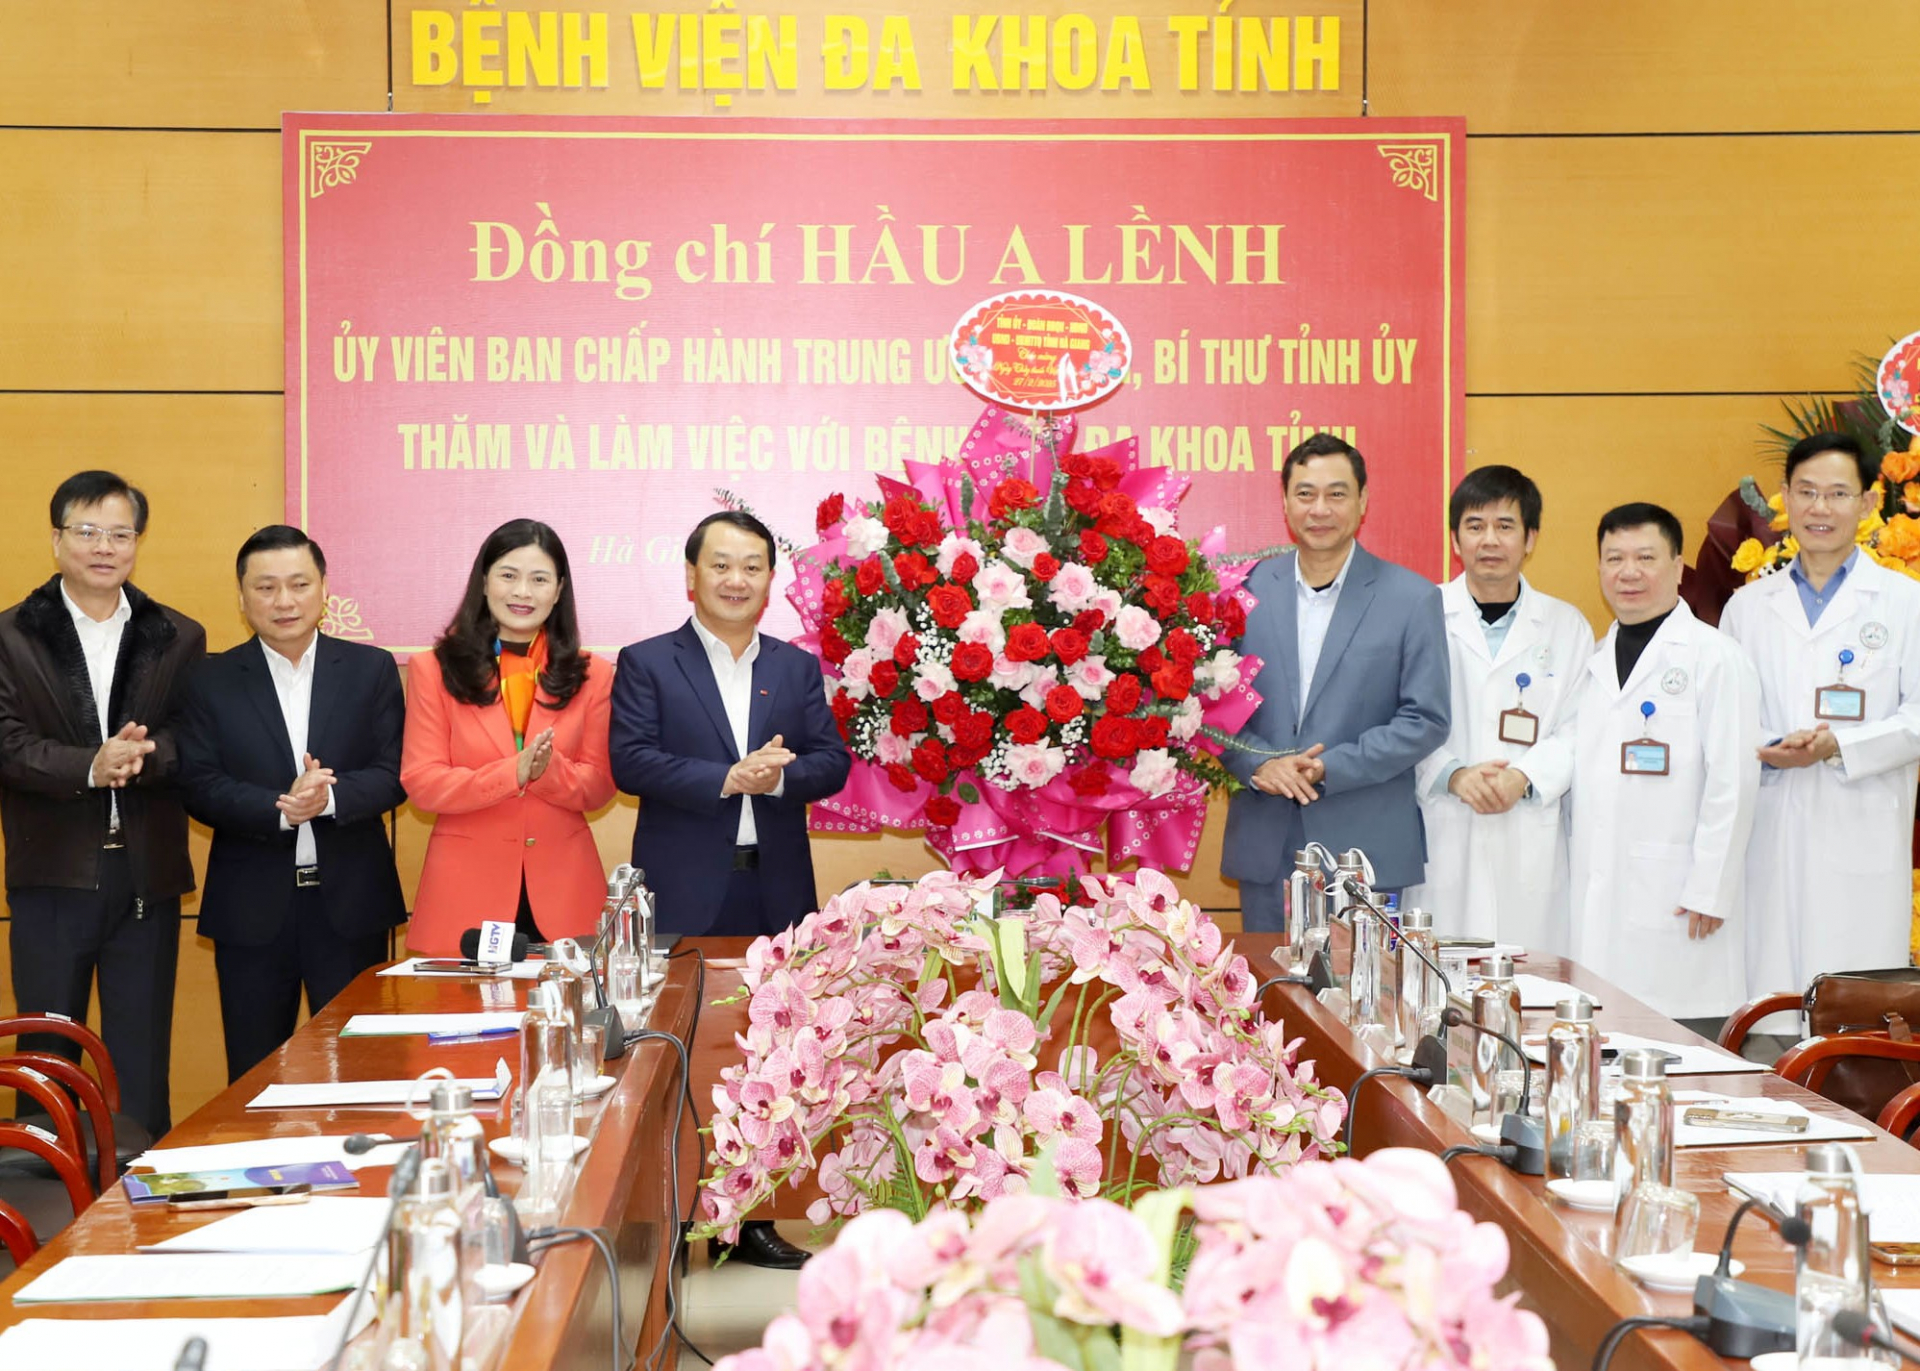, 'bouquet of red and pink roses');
789,407,1264,878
